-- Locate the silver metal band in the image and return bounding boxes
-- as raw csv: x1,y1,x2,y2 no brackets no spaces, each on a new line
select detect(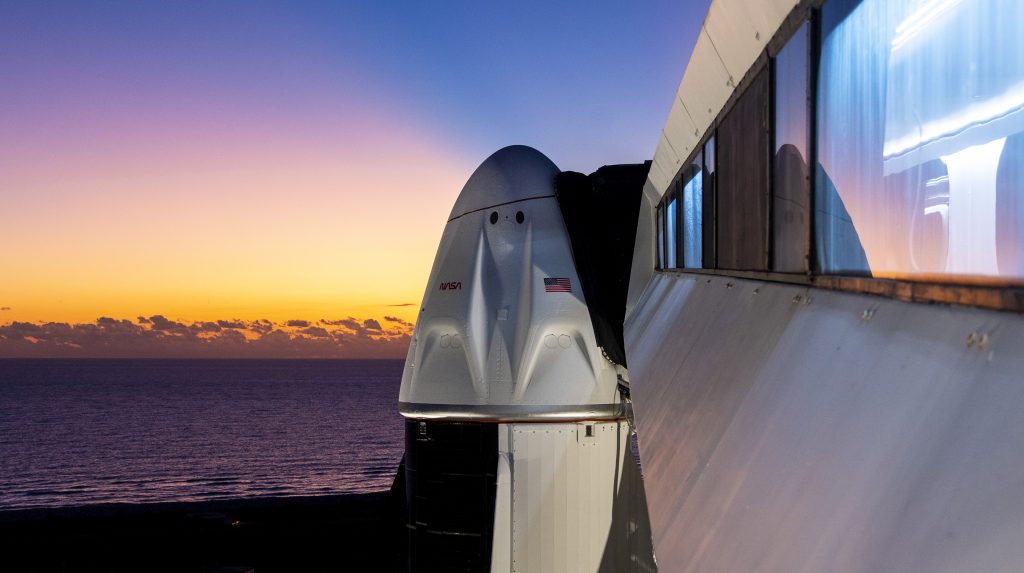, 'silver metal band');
398,401,625,422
